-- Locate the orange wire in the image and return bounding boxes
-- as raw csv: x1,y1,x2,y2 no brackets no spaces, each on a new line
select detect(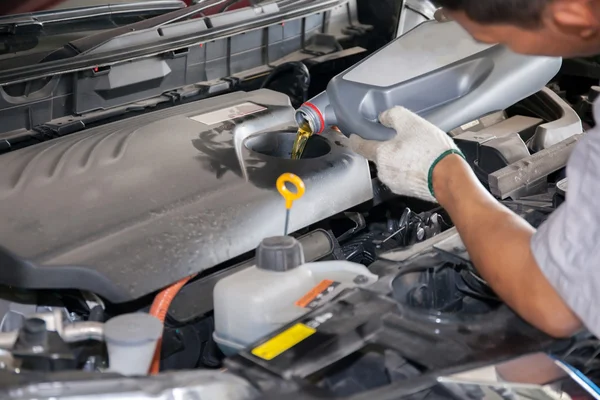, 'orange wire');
148,274,196,375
